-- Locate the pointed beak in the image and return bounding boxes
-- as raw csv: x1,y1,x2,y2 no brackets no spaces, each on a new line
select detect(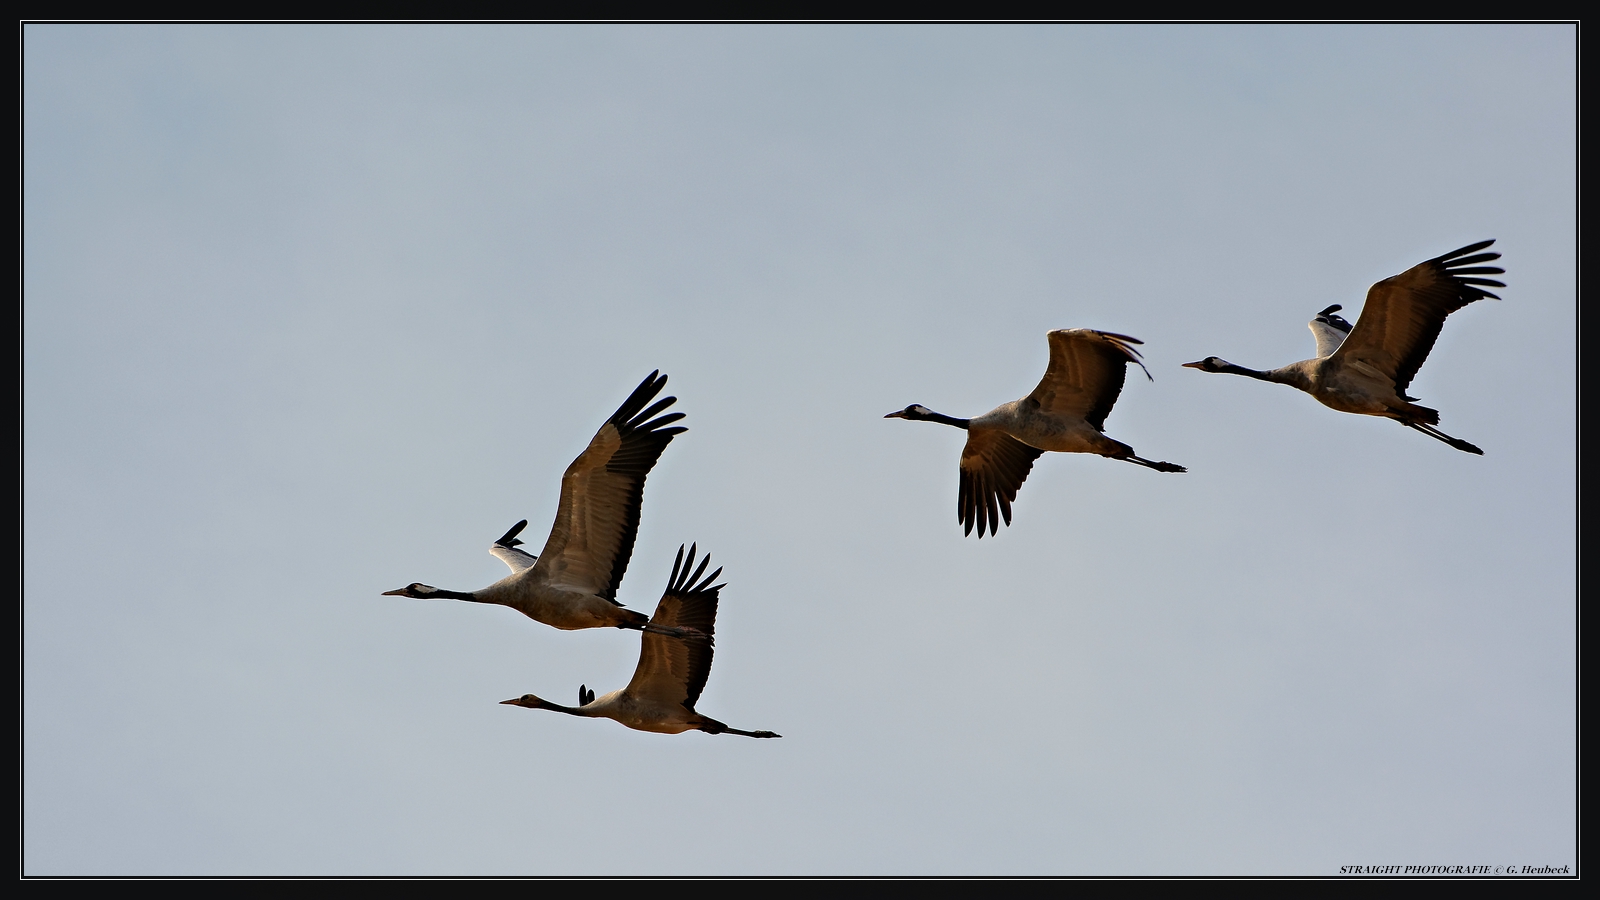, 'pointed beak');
1180,361,1206,369
380,588,407,596
499,698,519,706
884,410,908,419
